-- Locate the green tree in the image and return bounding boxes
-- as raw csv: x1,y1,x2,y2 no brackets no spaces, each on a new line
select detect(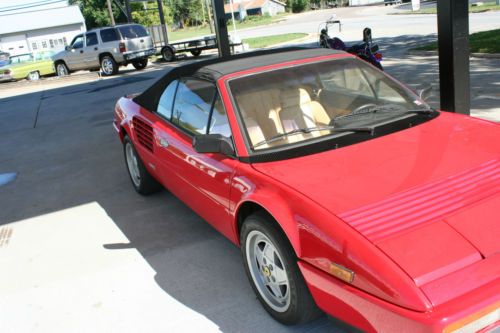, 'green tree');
131,2,172,27
69,0,124,29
